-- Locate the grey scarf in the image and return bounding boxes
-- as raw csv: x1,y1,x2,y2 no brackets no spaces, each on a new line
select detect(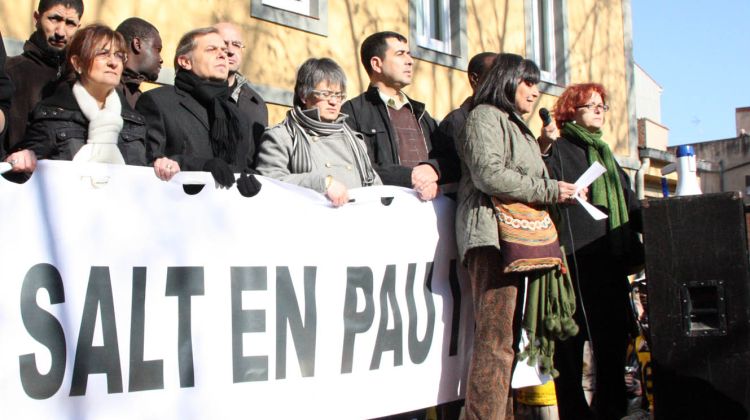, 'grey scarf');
284,106,378,186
